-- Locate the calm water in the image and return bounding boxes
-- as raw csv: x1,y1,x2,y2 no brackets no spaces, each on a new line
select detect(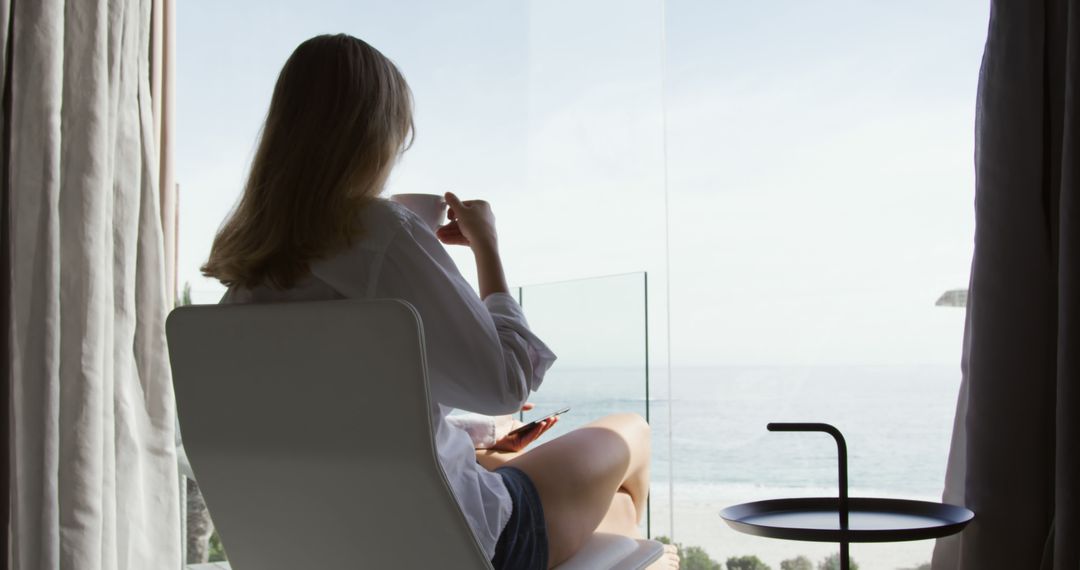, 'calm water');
522,365,962,569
